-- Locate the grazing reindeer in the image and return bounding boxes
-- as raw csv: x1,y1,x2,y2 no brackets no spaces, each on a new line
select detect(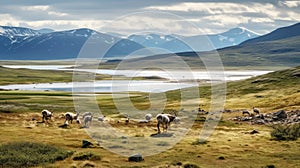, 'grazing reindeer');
125,114,130,124
156,113,176,134
82,112,92,119
83,115,93,128
41,109,53,123
64,112,80,125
